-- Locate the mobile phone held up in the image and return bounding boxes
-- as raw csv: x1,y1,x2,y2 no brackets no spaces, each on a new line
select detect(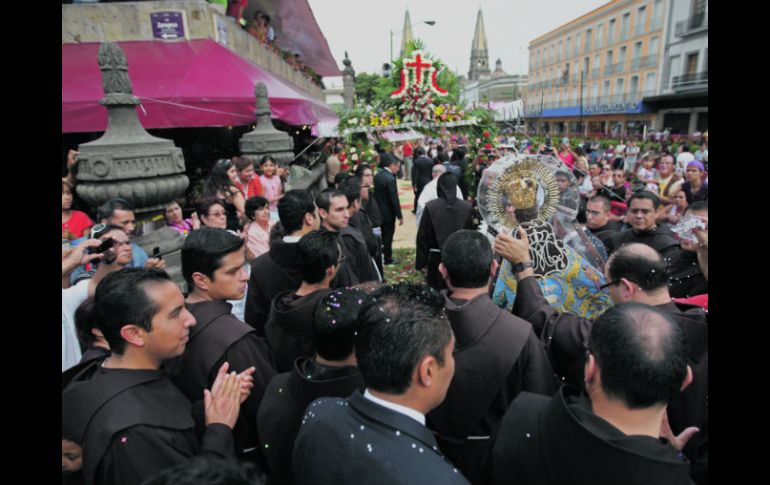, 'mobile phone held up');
153,246,162,260
88,238,114,255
